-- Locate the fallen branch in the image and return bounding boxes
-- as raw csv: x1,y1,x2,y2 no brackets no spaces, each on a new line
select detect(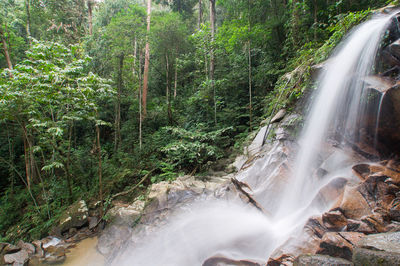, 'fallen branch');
111,168,156,201
231,177,269,216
